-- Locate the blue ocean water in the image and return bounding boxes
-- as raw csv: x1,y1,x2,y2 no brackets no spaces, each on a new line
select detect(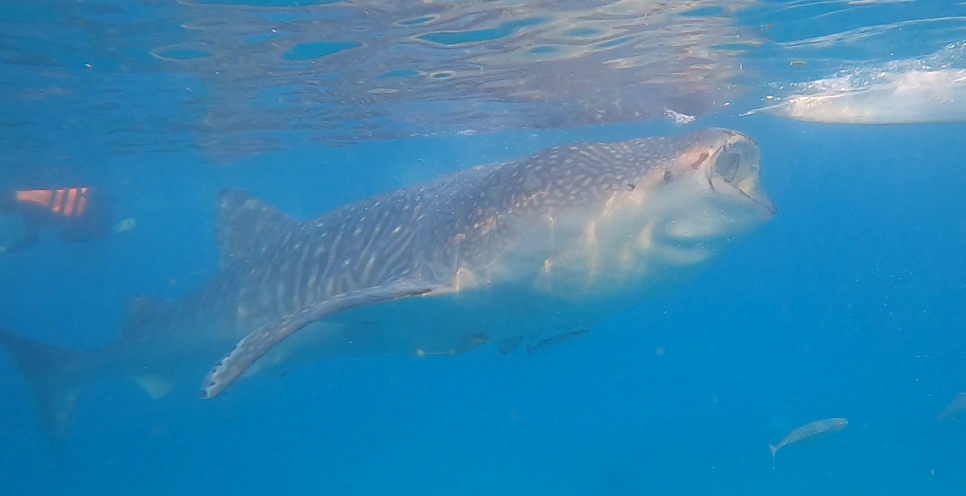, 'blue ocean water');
1,1,965,495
